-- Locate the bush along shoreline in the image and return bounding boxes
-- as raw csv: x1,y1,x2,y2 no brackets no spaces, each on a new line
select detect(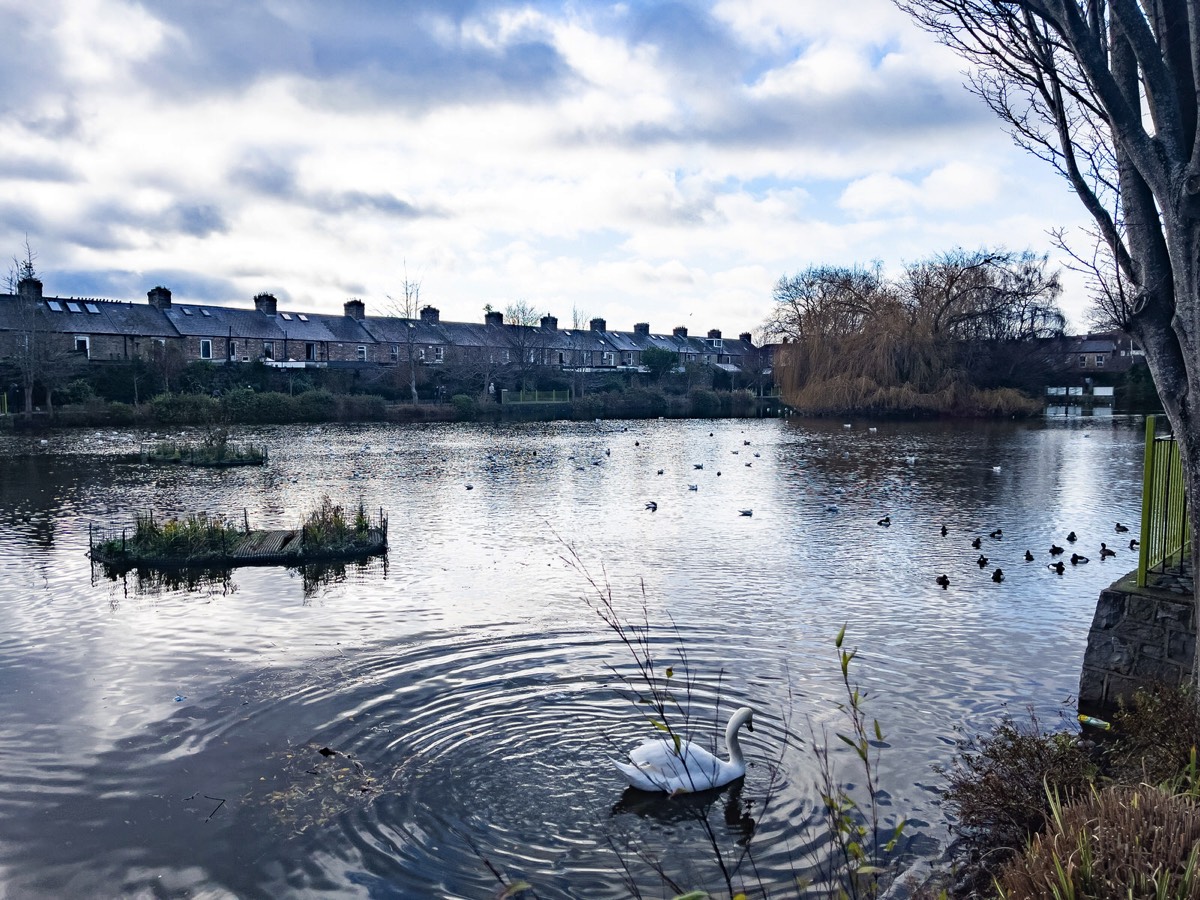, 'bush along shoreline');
89,498,387,572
